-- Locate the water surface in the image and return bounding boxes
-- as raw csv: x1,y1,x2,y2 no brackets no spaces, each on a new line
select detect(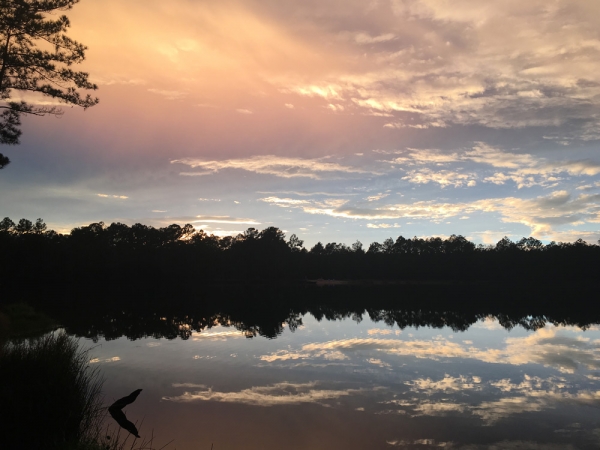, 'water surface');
85,313,600,449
